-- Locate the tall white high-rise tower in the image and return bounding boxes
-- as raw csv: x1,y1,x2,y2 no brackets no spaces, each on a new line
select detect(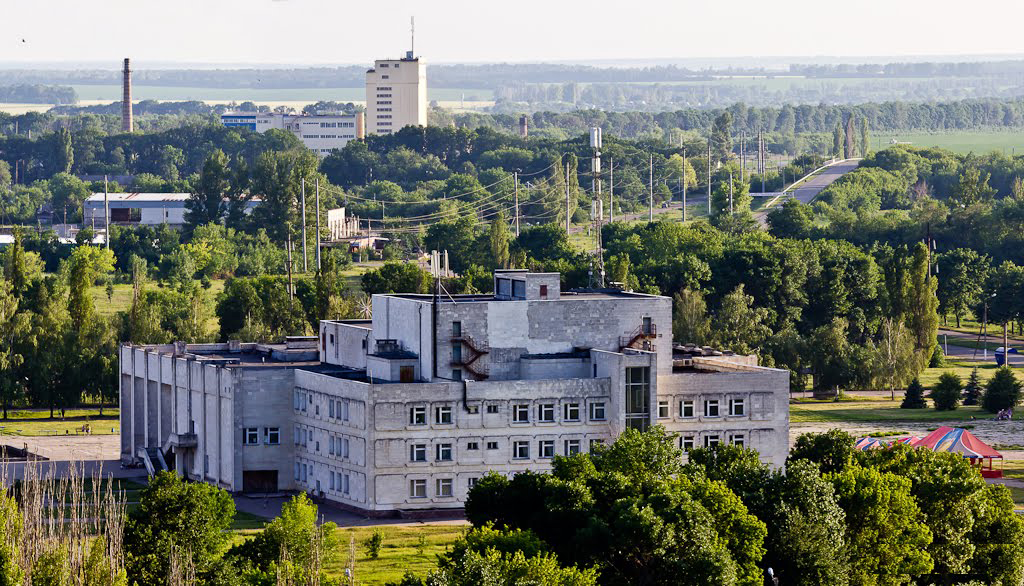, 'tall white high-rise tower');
365,49,427,135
